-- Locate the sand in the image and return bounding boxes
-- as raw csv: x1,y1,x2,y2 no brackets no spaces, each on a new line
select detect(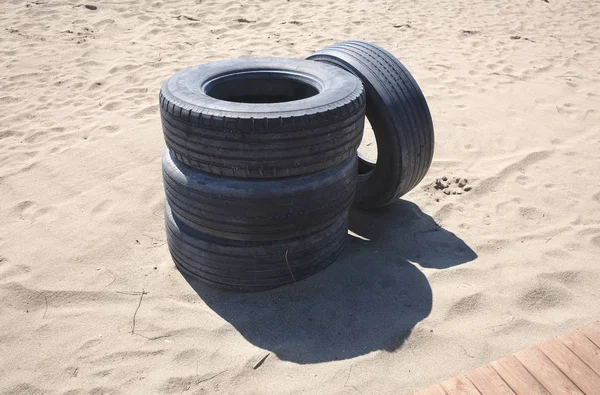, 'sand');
1,0,600,393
